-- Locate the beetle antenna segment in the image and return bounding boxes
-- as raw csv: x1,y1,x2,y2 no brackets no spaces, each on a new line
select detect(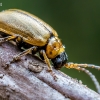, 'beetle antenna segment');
65,63,100,93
